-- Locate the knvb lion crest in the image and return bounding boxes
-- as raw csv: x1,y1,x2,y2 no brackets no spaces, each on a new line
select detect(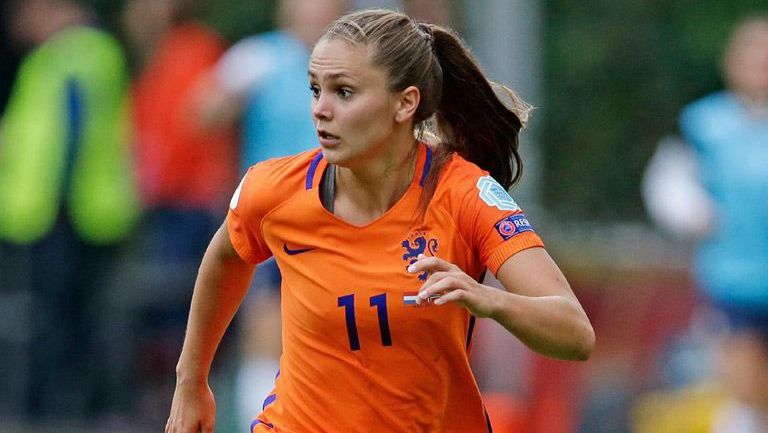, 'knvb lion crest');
401,232,438,281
